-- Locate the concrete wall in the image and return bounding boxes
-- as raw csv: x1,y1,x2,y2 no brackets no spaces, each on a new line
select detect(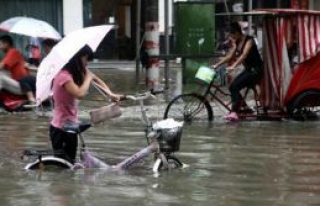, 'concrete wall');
63,0,84,35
